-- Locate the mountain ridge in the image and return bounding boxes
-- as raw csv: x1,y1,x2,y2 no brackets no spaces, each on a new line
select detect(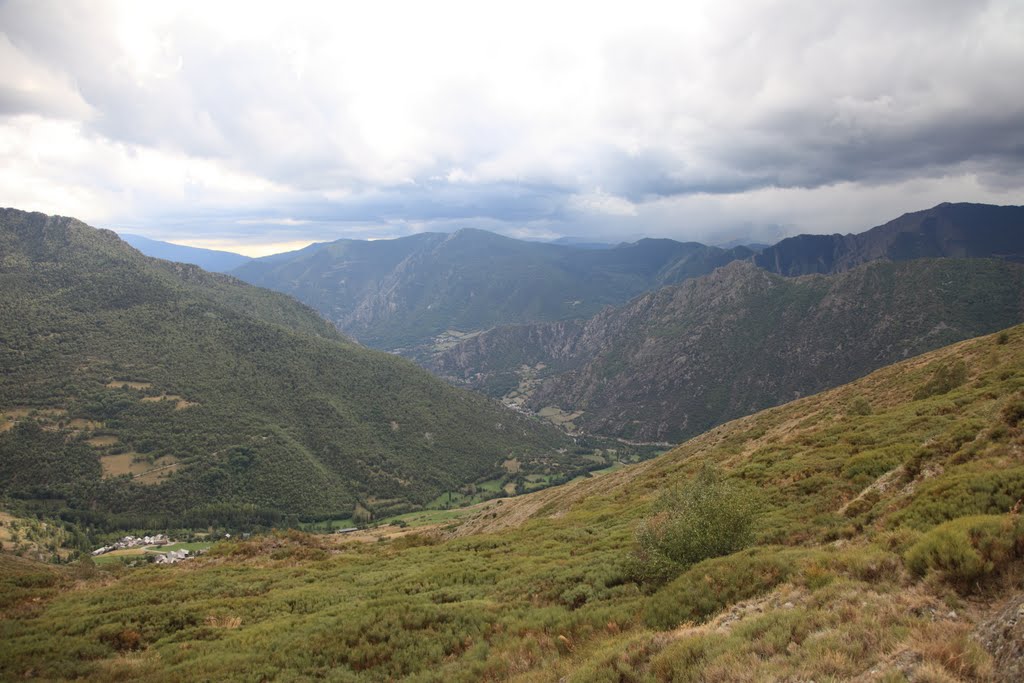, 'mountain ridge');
230,227,752,351
432,257,1024,441
755,202,1024,275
